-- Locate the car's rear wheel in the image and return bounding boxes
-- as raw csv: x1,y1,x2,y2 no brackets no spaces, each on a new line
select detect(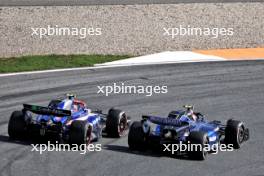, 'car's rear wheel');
106,108,128,137
225,119,245,149
69,121,92,146
128,121,148,151
187,131,209,160
8,111,28,139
